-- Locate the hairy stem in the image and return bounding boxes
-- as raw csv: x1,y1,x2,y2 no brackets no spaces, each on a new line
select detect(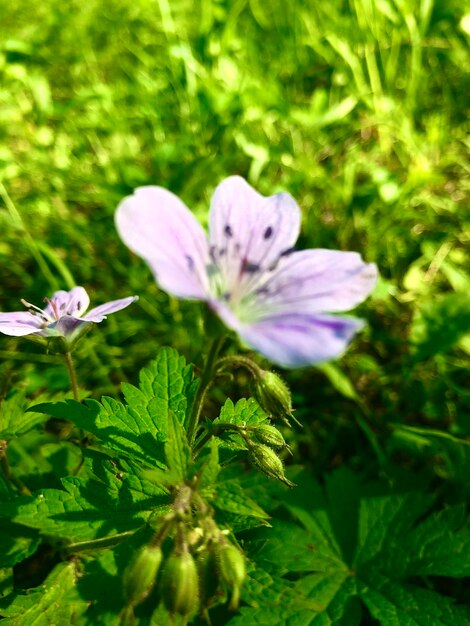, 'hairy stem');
187,337,225,446
215,354,263,378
